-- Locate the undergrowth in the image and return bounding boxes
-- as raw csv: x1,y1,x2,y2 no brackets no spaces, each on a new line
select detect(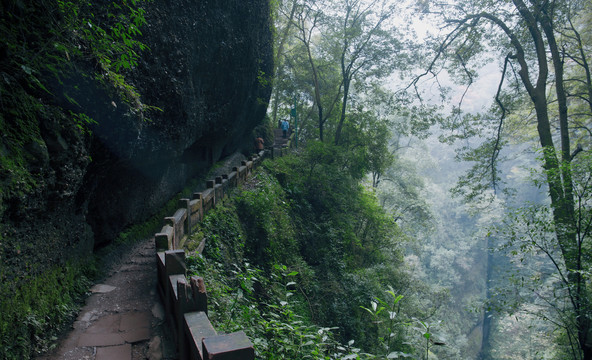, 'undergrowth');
184,160,411,359
186,203,370,359
0,259,97,359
